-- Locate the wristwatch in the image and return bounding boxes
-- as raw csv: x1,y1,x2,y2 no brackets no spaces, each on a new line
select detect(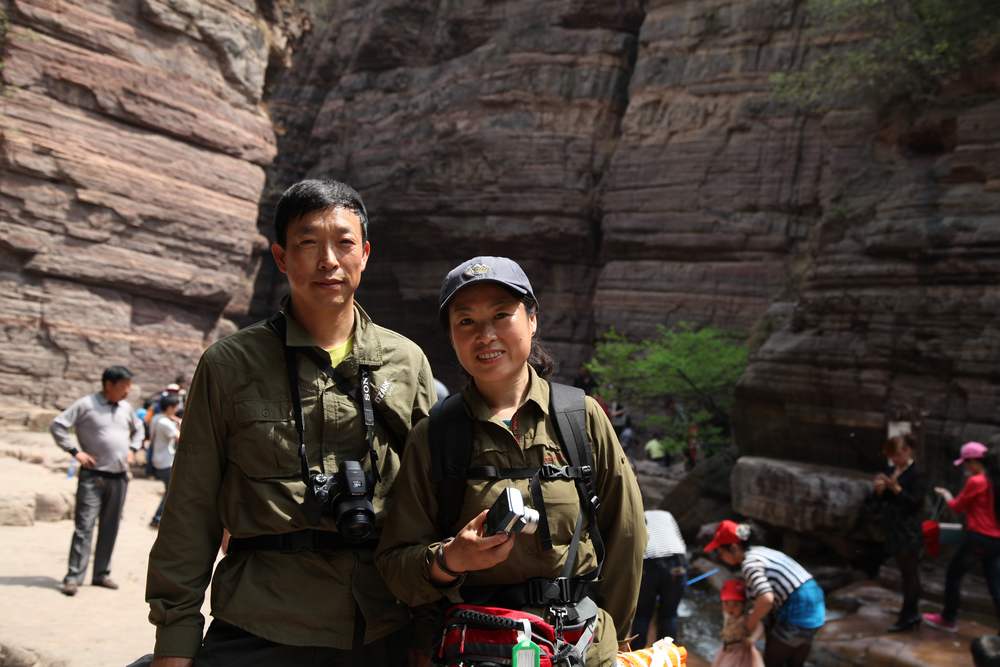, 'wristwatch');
435,538,466,578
